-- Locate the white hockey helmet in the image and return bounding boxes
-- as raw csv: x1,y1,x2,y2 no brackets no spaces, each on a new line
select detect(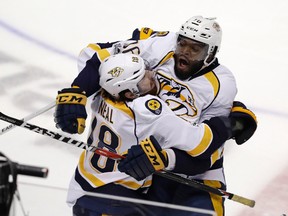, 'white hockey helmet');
178,16,222,58
99,53,146,98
